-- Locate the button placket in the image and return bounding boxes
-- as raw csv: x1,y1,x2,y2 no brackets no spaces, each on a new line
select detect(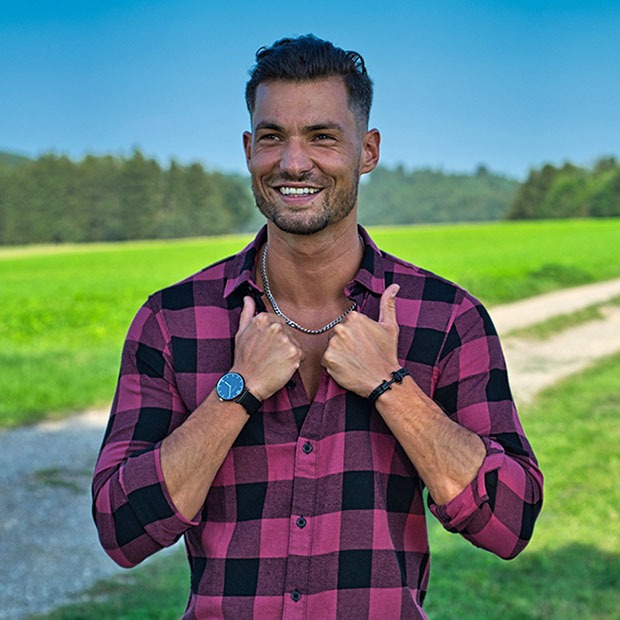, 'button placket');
283,388,323,619
282,436,317,617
